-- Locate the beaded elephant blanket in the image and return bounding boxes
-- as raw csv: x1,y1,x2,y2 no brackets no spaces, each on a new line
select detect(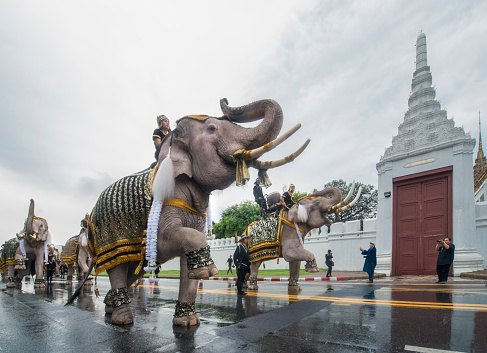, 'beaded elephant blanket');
245,214,284,263
87,166,156,275
0,238,18,271
61,235,78,266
